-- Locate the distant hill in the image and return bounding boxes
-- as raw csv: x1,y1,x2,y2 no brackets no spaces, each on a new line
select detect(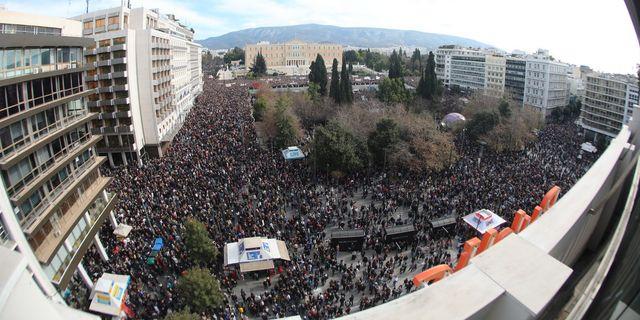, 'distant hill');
197,24,491,50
